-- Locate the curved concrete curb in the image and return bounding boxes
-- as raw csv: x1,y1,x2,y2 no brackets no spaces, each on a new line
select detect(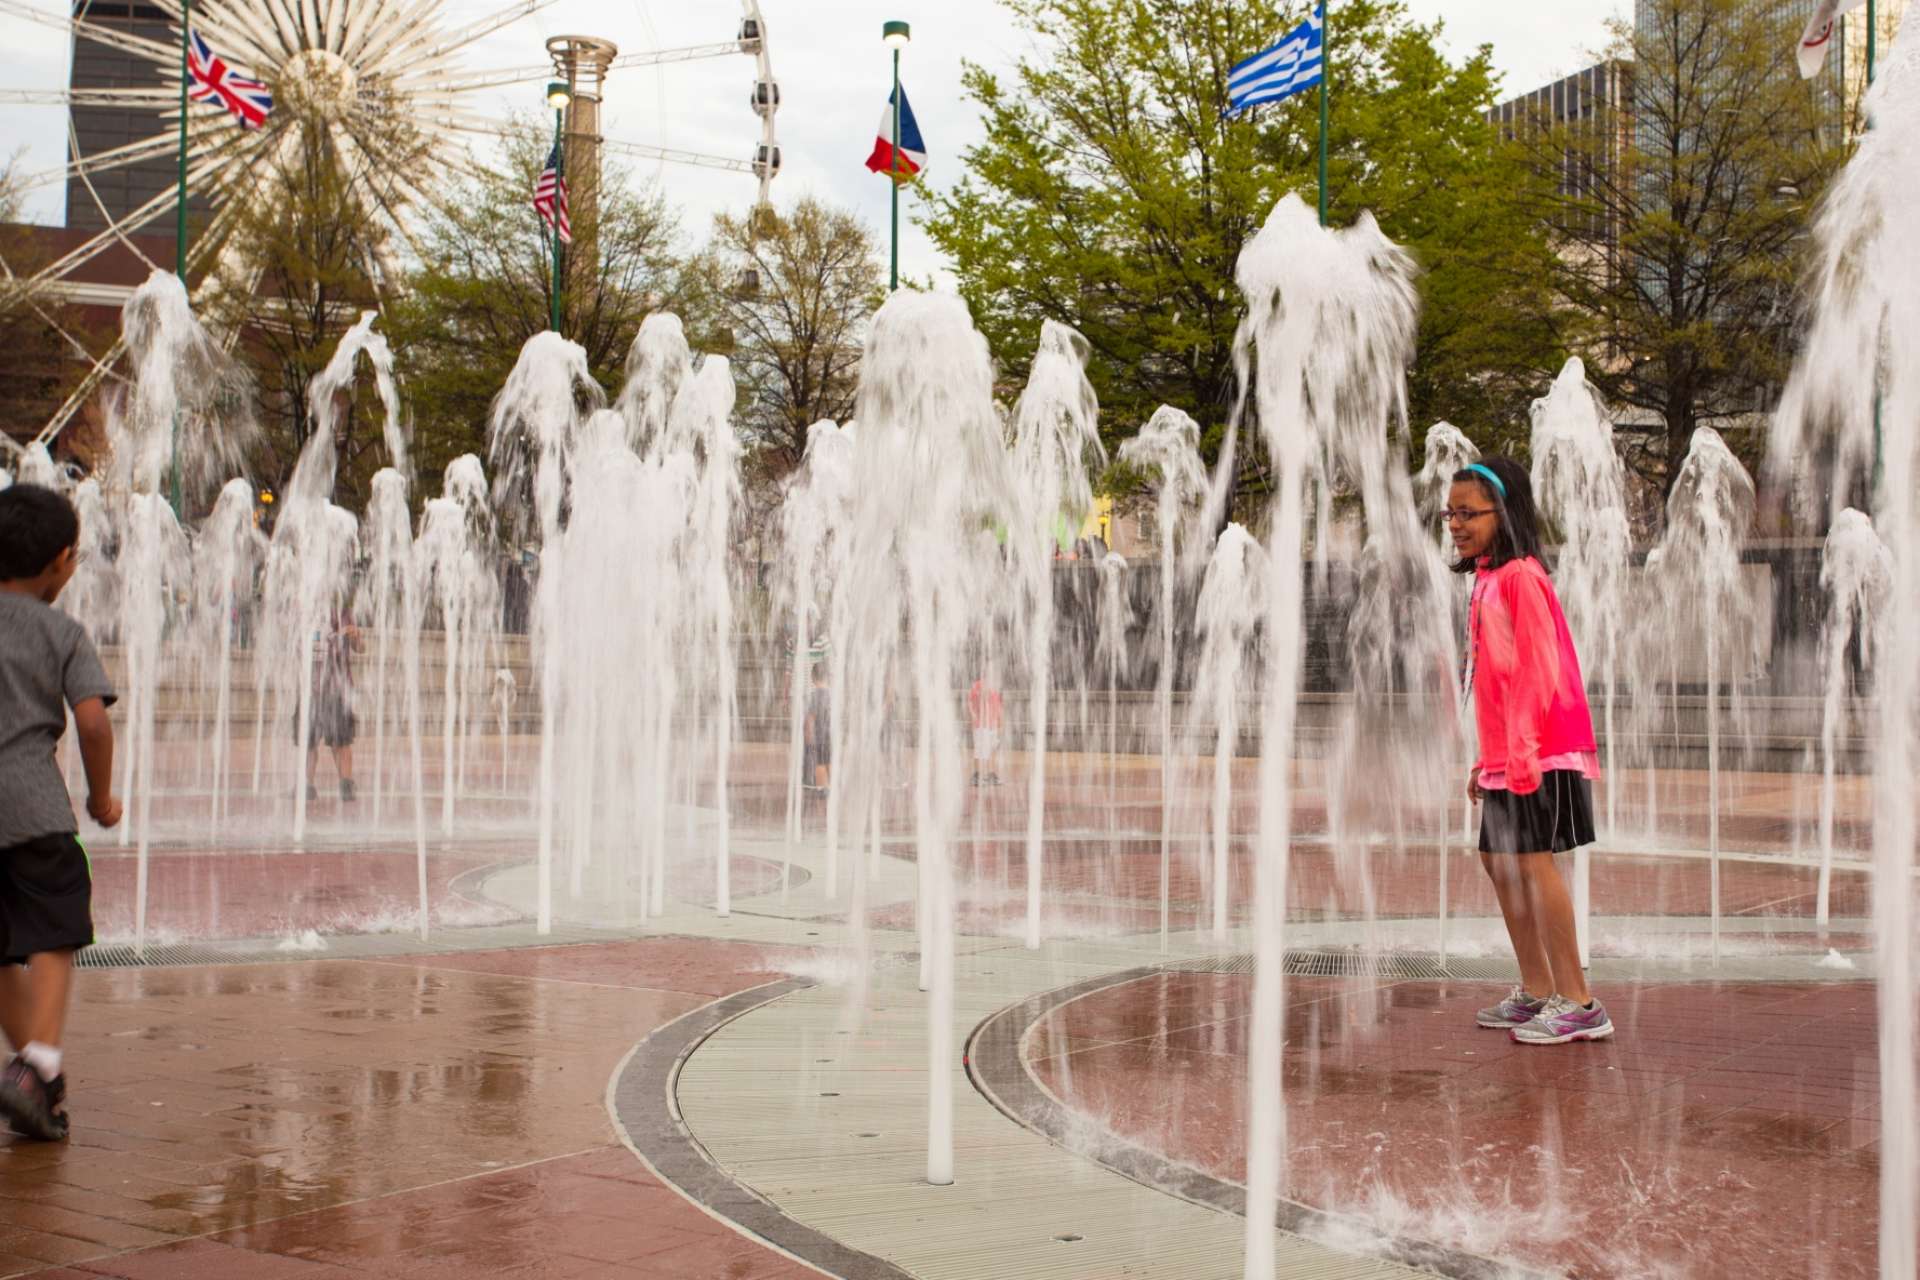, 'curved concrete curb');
609,977,916,1280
